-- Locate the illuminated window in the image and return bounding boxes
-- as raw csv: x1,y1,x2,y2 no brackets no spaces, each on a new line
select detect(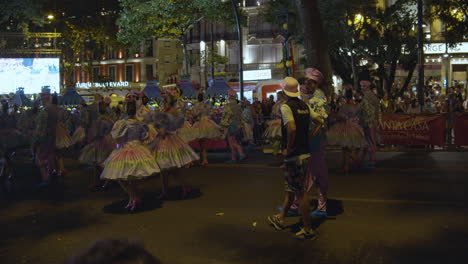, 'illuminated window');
125,64,134,82
109,65,116,81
